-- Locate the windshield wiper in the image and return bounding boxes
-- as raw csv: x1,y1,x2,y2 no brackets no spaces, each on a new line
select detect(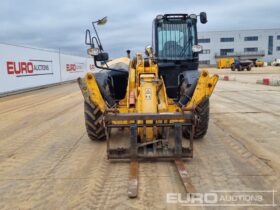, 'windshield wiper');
179,35,193,57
